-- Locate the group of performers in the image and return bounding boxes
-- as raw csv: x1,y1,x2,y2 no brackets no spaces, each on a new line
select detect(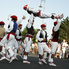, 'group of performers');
0,4,63,66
